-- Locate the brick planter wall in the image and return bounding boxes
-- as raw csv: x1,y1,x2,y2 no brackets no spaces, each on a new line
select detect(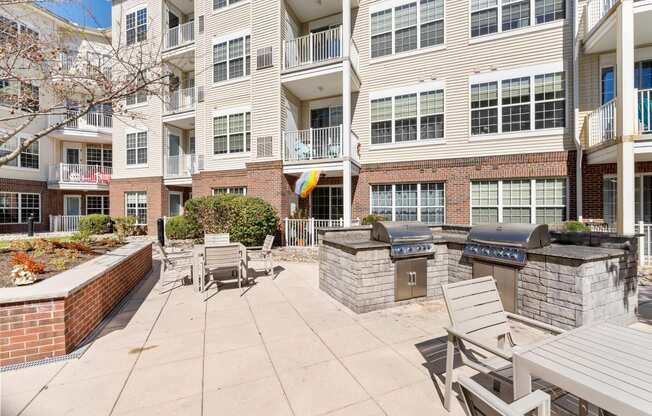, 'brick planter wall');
0,242,152,367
